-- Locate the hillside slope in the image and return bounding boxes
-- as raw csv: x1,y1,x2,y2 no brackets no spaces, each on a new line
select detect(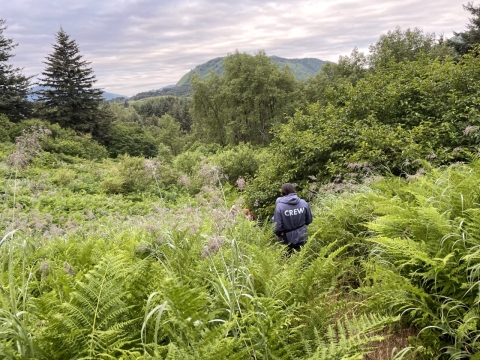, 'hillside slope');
176,56,327,86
